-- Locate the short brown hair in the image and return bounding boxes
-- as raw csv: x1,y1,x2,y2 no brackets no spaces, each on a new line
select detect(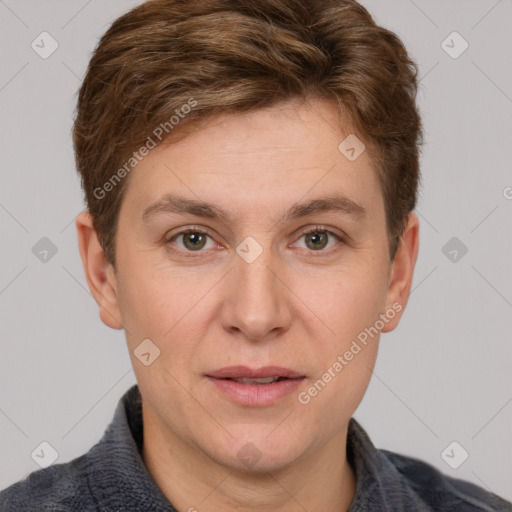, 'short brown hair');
72,0,423,267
